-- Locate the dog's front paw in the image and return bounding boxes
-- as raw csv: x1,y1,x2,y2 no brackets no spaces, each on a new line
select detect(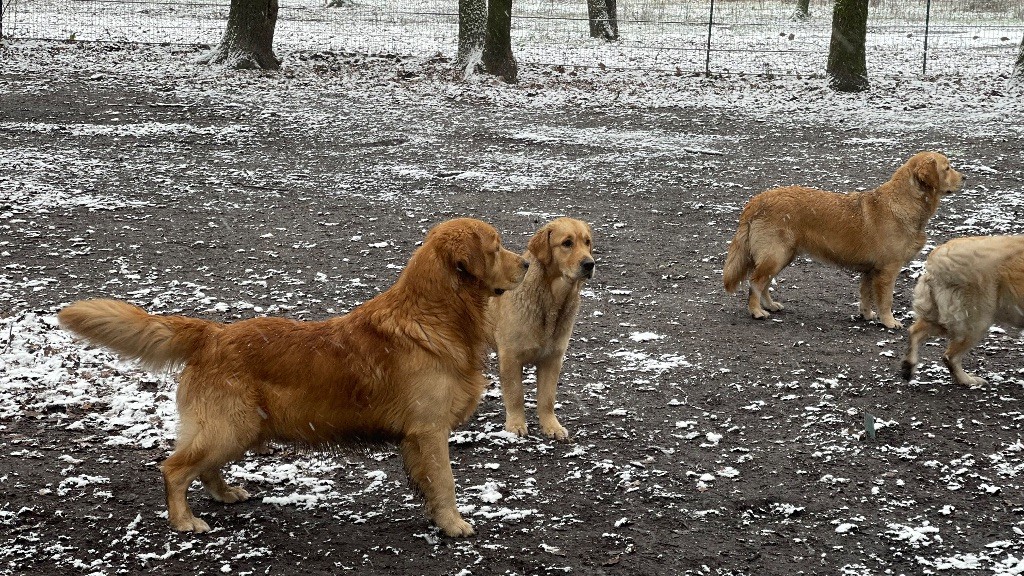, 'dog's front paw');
540,419,569,441
750,310,771,320
436,513,475,537
765,301,784,312
882,318,903,330
504,420,528,437
170,515,211,533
